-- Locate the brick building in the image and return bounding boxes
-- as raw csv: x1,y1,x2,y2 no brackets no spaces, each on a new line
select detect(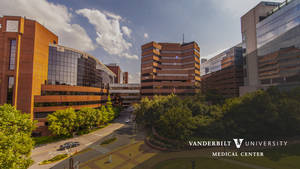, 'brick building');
141,41,201,97
0,16,116,136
